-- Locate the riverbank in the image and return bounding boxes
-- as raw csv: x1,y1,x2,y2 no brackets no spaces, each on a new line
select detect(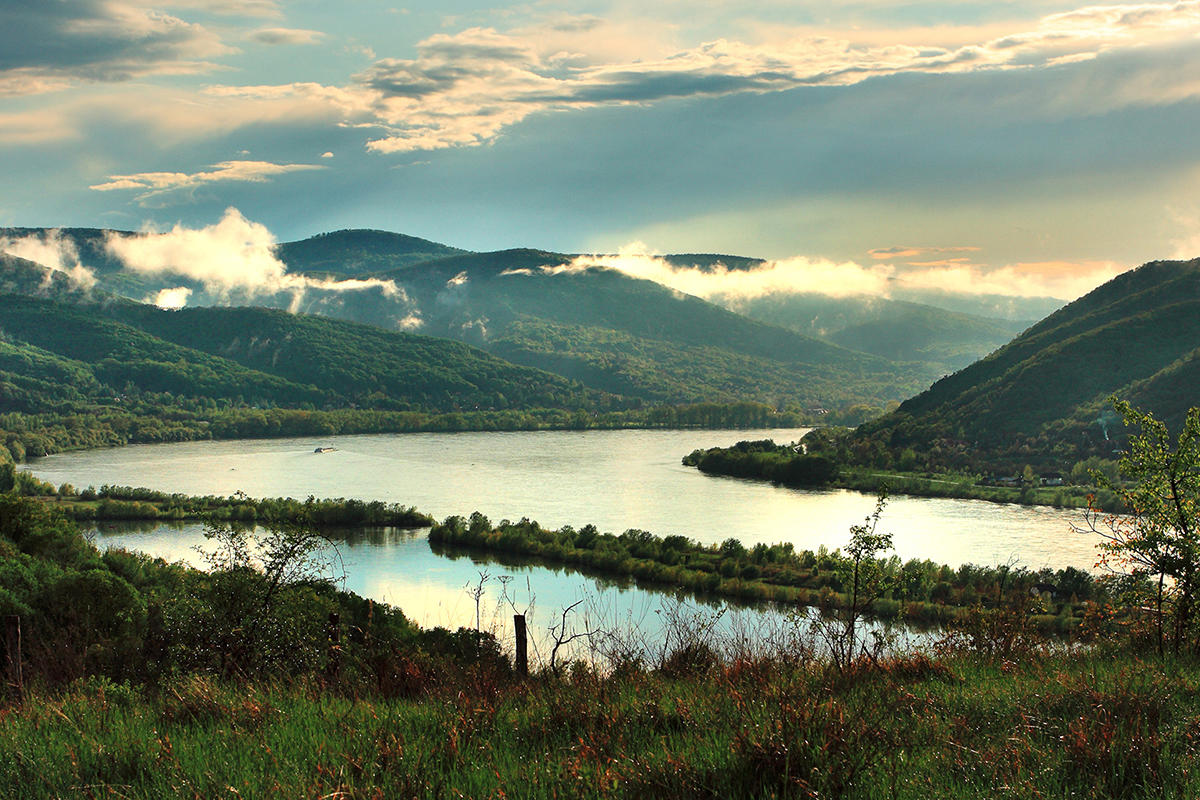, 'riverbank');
1,487,1187,799
0,402,809,463
682,441,1120,512
26,483,433,528
430,513,1095,633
